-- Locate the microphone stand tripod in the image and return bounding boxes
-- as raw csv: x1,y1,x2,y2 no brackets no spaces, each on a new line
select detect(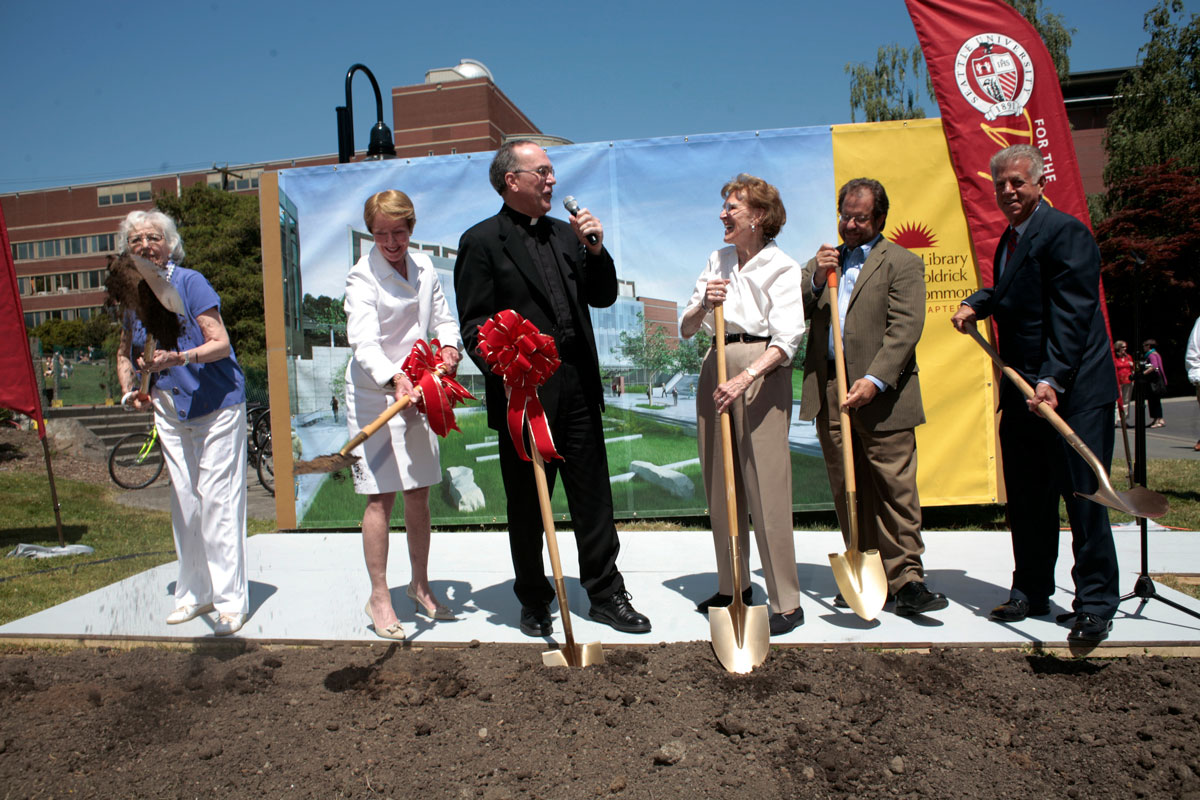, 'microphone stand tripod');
1118,253,1200,620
